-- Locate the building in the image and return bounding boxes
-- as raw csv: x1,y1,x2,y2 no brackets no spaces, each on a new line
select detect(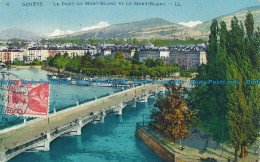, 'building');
111,49,136,60
159,50,170,66
170,50,206,70
200,51,207,65
0,50,11,63
11,50,24,62
101,48,113,56
27,47,49,62
138,49,160,62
